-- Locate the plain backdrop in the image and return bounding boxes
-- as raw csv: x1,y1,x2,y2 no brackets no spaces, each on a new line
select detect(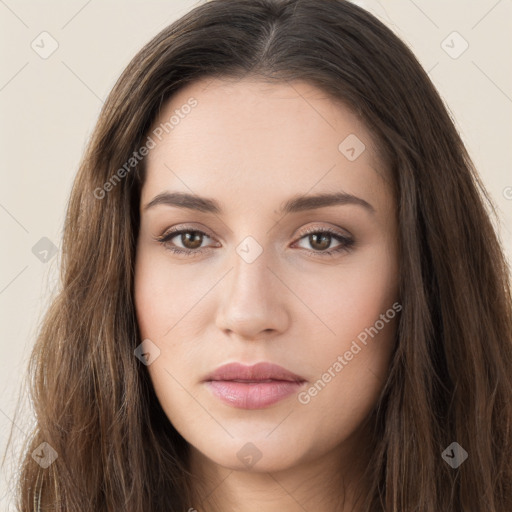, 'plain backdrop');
1,0,511,508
